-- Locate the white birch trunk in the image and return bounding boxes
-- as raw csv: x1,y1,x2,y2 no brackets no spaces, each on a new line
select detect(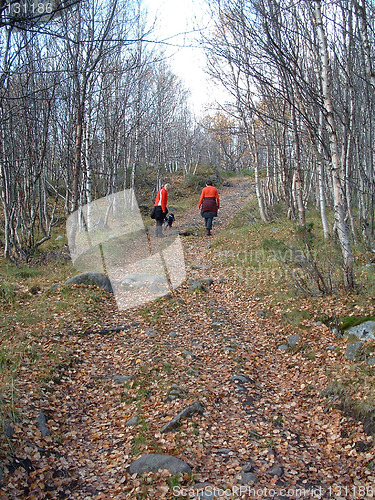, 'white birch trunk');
318,112,330,239
251,122,268,222
313,0,354,288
